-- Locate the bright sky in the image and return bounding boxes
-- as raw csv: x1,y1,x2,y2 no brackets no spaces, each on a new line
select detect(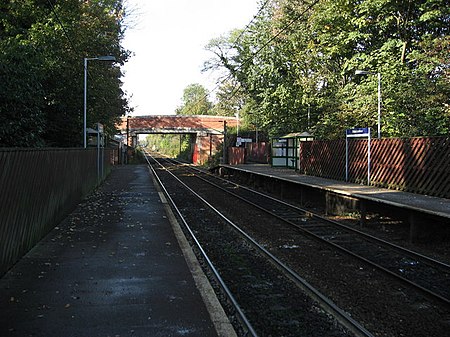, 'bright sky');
122,0,259,116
